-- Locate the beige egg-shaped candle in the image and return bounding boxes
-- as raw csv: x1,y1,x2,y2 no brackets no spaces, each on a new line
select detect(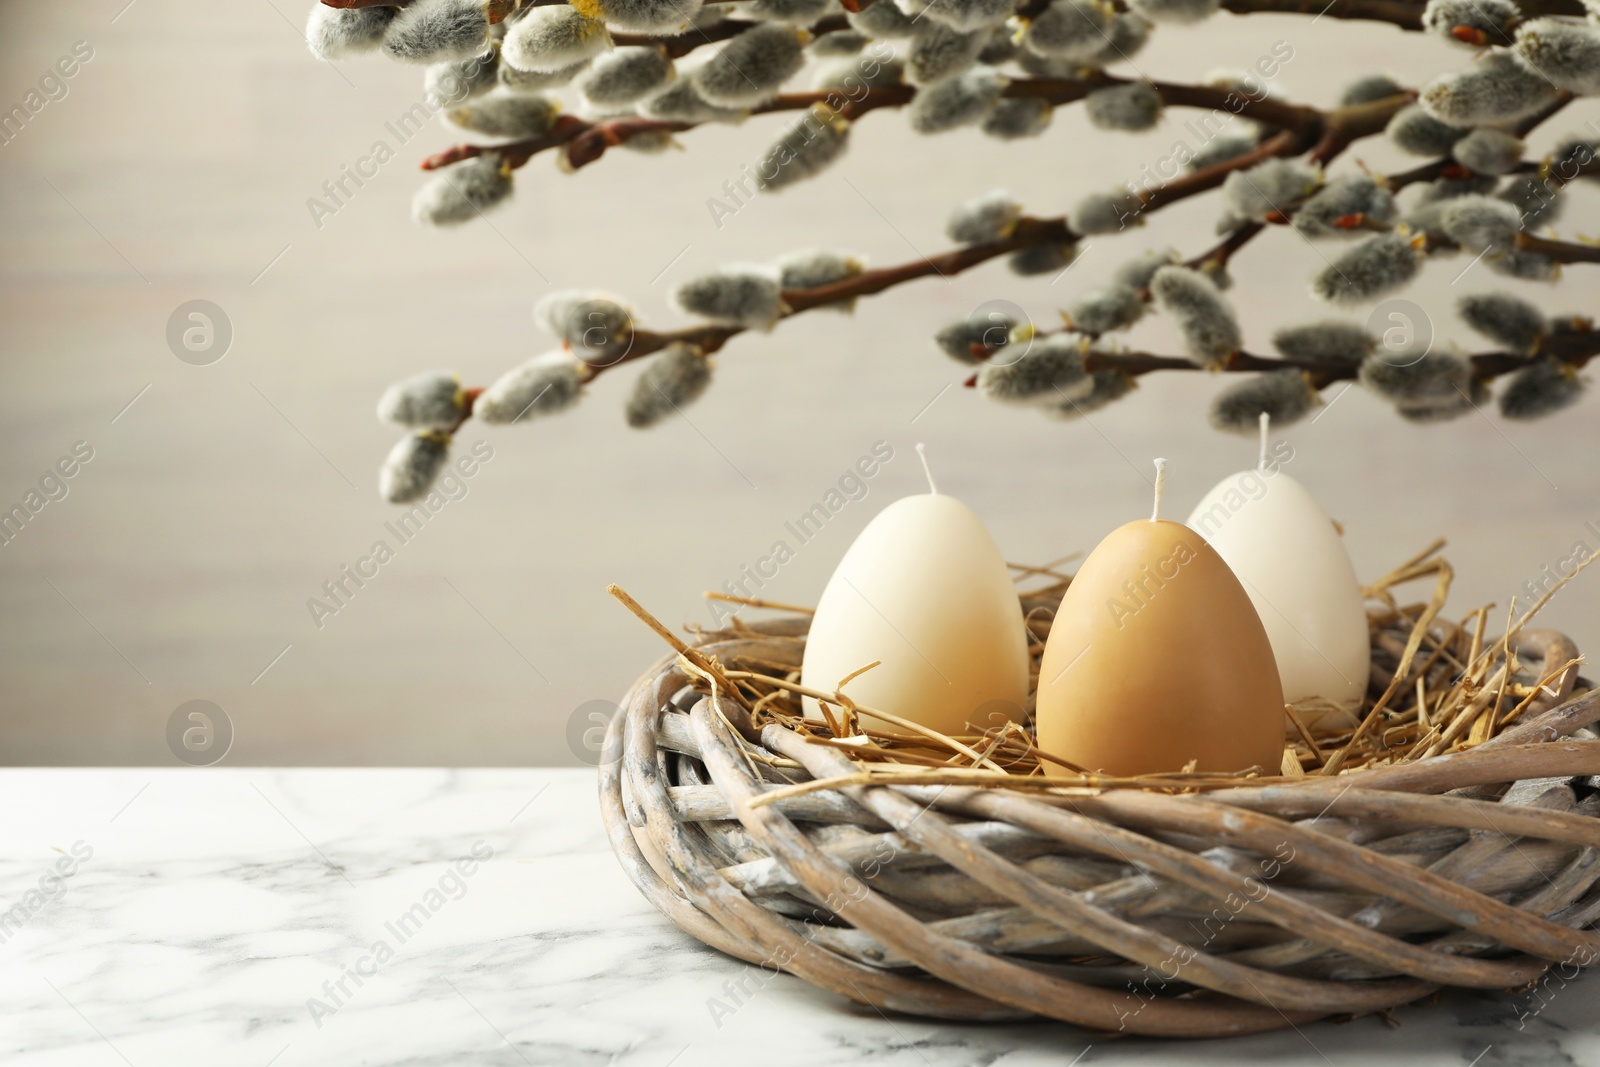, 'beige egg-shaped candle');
1036,460,1285,776
801,447,1030,738
1186,420,1370,724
